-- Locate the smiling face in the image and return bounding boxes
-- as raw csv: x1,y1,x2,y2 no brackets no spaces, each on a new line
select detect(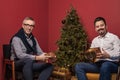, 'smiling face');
22,19,35,36
94,18,107,37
